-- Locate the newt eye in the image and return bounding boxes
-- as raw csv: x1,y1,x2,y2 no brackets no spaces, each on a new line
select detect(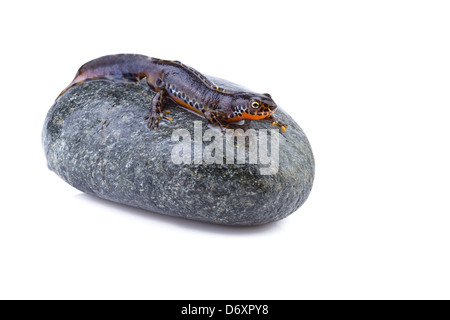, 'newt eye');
251,101,260,108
